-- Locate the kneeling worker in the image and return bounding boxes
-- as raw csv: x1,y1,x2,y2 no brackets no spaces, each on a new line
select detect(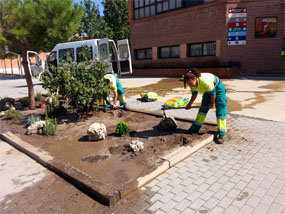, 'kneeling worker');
104,74,127,109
